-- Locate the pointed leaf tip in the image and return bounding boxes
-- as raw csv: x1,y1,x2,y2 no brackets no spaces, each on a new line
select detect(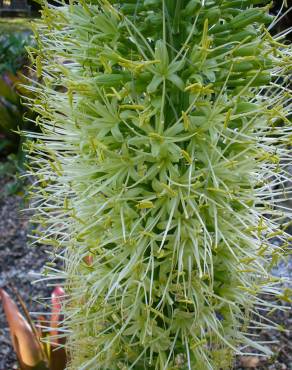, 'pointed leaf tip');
50,286,67,370
0,288,46,369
